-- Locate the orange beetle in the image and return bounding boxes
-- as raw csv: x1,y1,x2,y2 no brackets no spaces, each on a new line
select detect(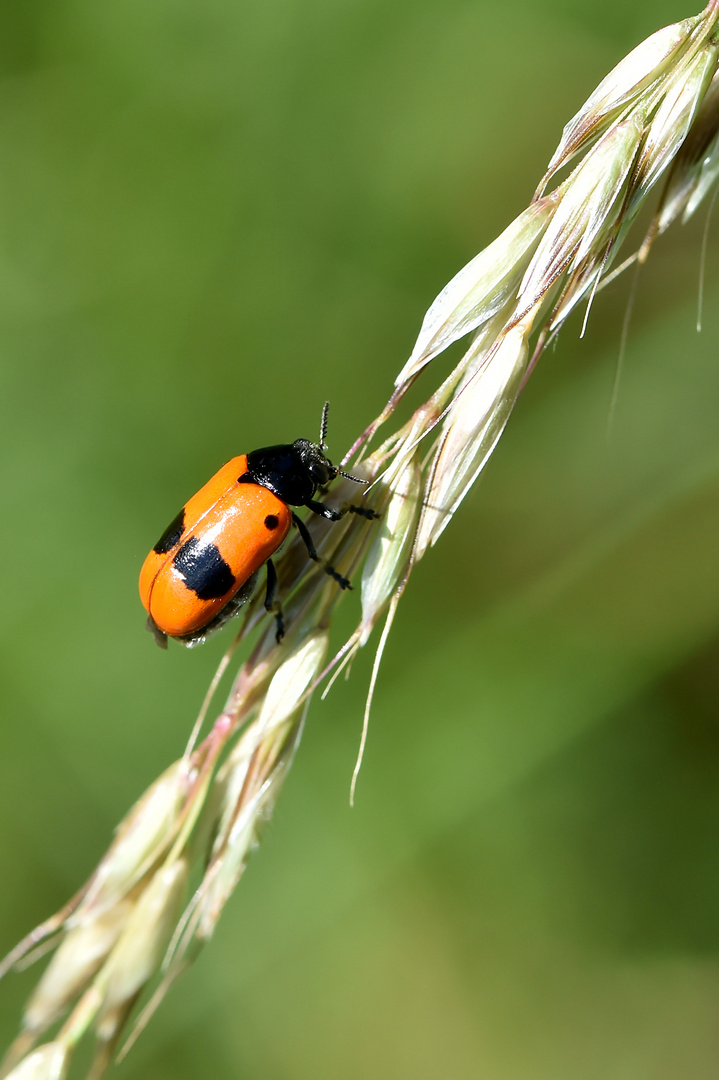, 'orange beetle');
139,405,375,647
